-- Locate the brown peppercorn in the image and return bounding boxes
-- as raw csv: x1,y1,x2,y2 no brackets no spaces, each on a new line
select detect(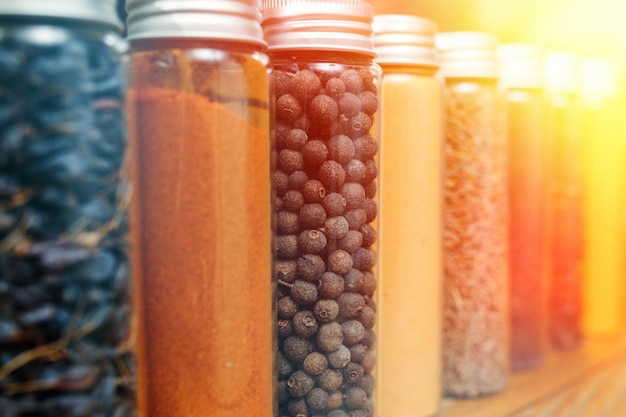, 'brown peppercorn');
344,268,364,293
287,369,316,397
316,322,344,352
327,249,353,274
277,259,298,283
344,385,368,409
288,170,308,190
302,139,329,166
278,295,300,319
344,362,364,384
324,216,349,240
338,230,363,254
291,68,322,100
277,234,299,259
322,192,347,217
327,344,351,368
278,319,294,339
338,92,362,116
277,210,300,235
359,224,377,247
277,93,303,122
363,180,376,198
359,305,376,328
283,190,305,212
344,159,367,183
361,271,376,297
340,182,366,210
352,135,378,161
279,149,304,175
362,198,377,222
302,179,327,203
326,77,346,96
340,68,364,93
299,203,327,229
297,229,327,254
318,369,344,392
291,279,319,305
344,209,367,231
342,319,366,345
292,309,319,338
327,134,355,165
318,160,346,190
336,292,365,318
326,390,343,410
285,128,308,150
303,351,328,376
317,271,345,299
275,169,290,196
309,94,339,125
346,111,372,138
297,254,326,282
358,90,378,115
313,298,339,323
363,159,378,183
351,247,376,270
